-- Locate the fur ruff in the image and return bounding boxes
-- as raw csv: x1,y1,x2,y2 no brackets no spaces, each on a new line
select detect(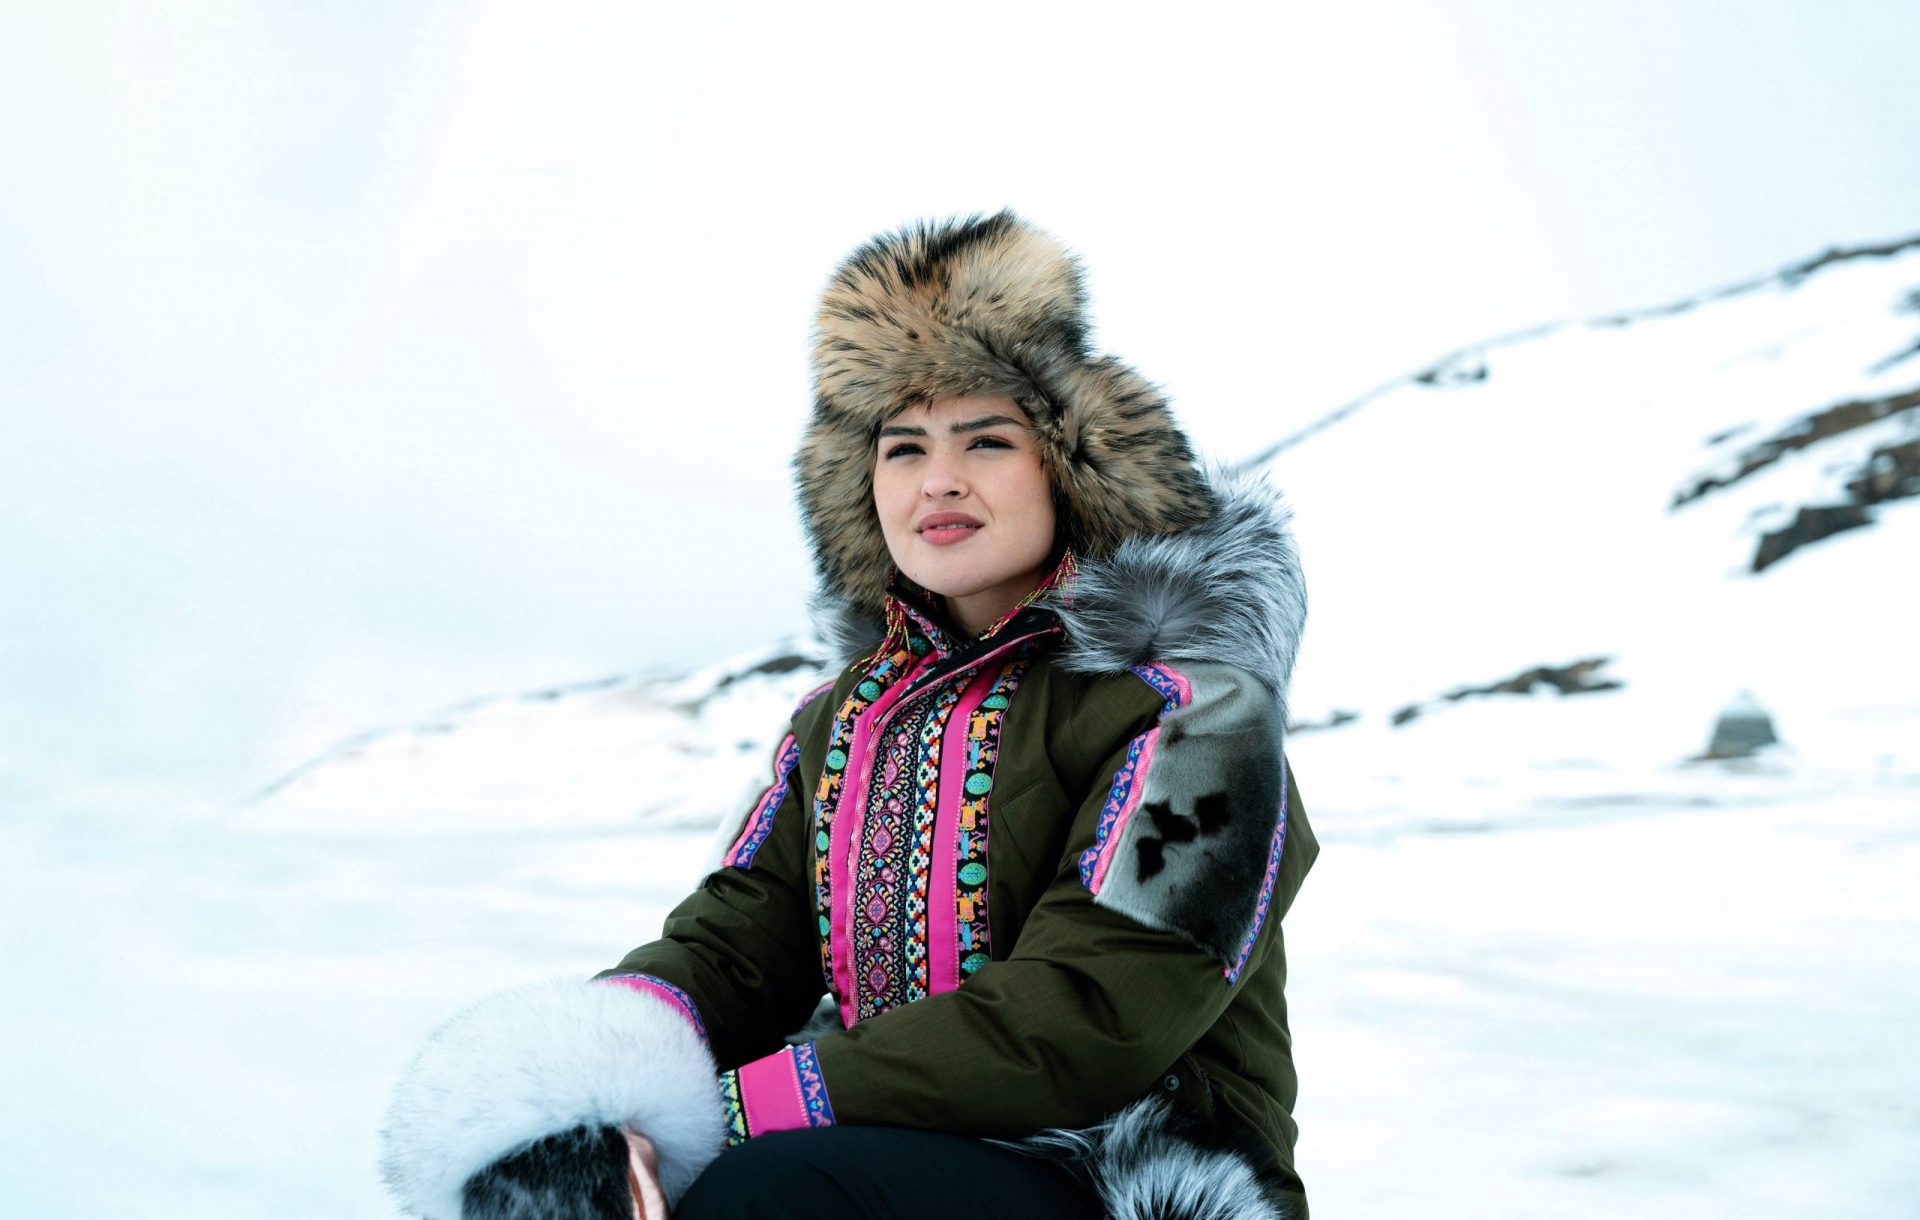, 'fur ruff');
796,209,1216,611
379,978,725,1218
997,1095,1297,1220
